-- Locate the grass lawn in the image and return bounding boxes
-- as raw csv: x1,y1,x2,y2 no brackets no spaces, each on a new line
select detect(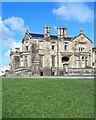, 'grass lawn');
2,78,94,118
